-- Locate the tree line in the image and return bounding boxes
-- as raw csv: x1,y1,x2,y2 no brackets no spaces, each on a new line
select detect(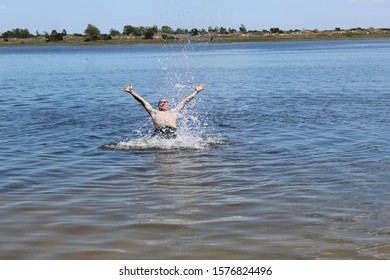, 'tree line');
2,24,385,42
0,24,251,41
